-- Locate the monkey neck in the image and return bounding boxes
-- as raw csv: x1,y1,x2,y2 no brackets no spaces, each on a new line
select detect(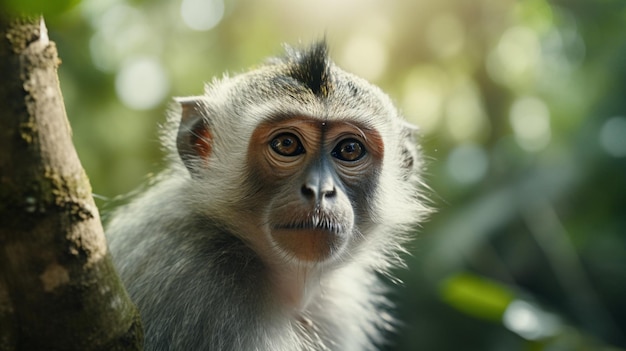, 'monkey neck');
230,218,326,314
234,233,325,314
268,262,323,313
